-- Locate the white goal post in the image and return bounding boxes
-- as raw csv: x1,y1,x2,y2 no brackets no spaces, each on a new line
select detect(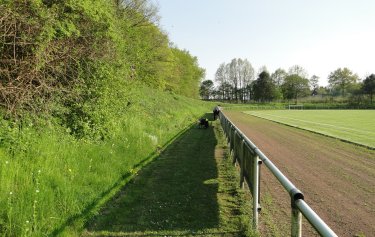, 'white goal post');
288,104,304,110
